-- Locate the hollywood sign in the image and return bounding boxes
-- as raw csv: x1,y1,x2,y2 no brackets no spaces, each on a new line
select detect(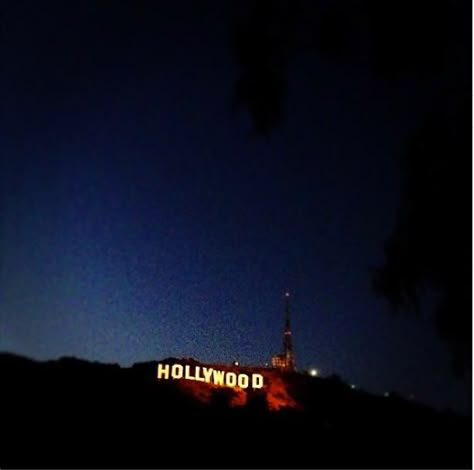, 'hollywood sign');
157,362,264,389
